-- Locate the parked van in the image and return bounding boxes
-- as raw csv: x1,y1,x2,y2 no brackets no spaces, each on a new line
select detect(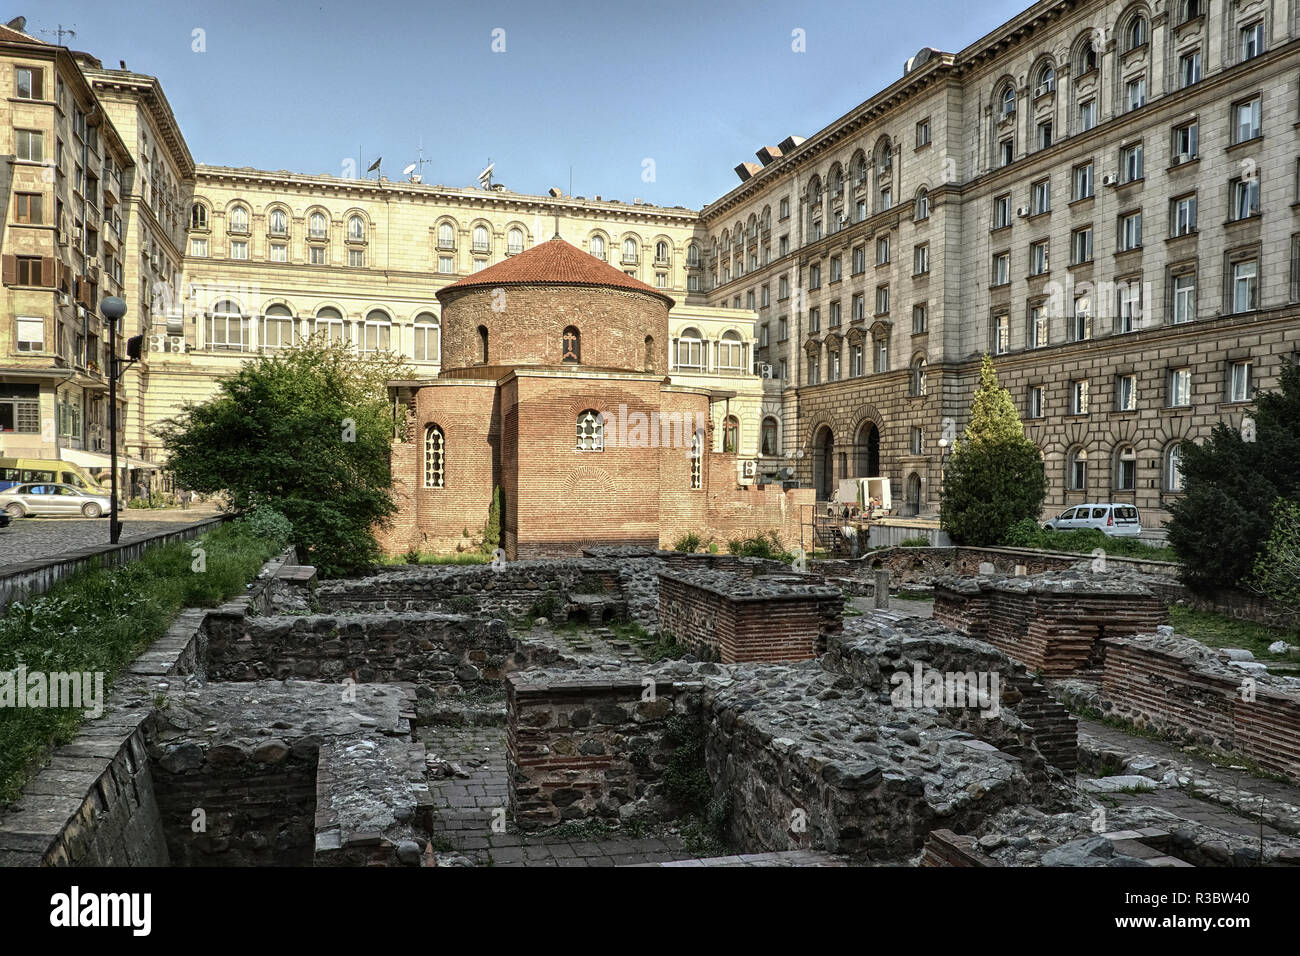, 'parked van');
0,458,109,495
1043,503,1143,537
